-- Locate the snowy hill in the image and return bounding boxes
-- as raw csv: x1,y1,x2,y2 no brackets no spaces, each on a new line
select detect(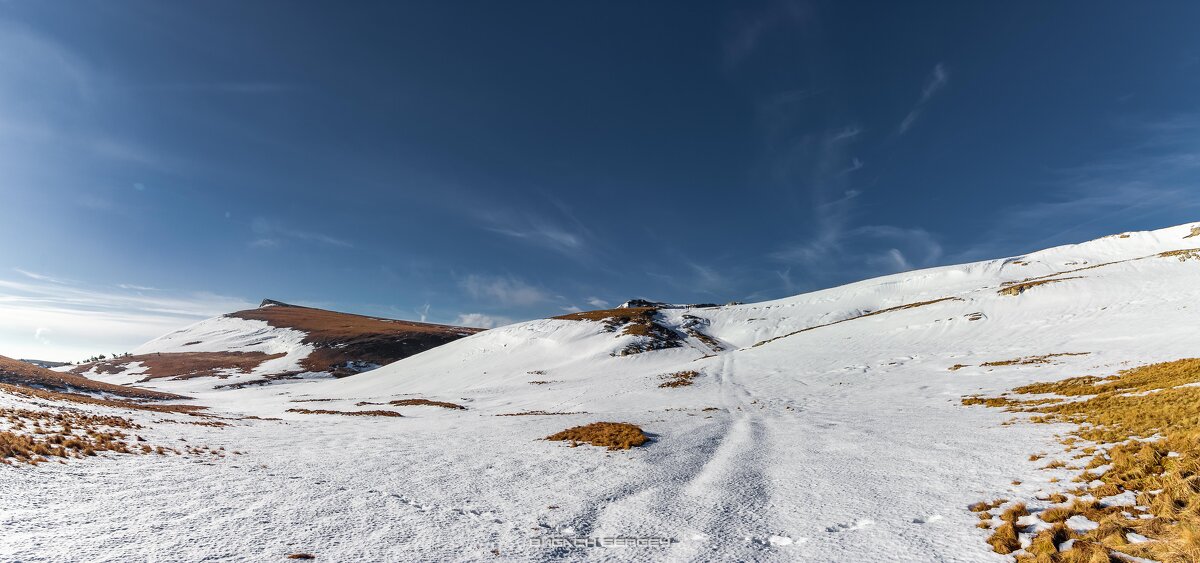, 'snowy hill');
64,300,481,391
5,222,1200,561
